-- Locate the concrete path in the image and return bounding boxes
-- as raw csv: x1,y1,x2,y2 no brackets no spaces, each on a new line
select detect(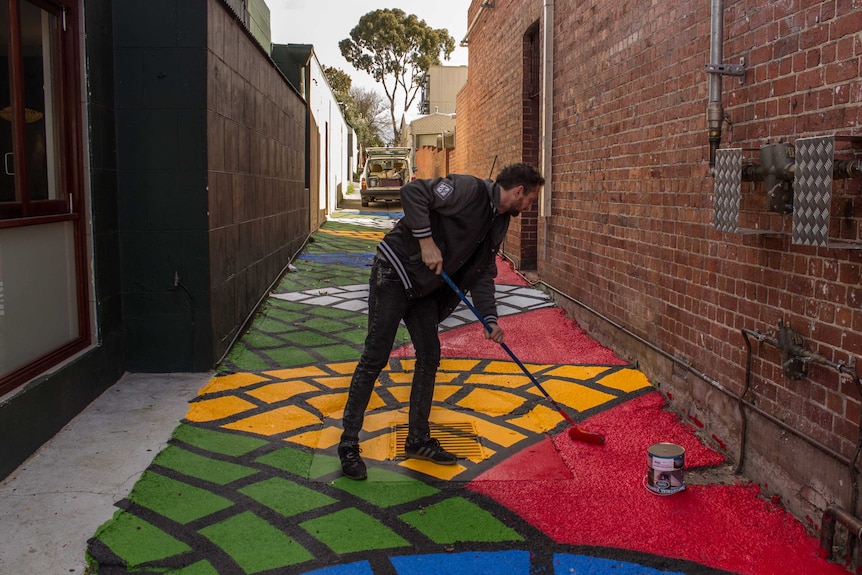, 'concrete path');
1,206,849,575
